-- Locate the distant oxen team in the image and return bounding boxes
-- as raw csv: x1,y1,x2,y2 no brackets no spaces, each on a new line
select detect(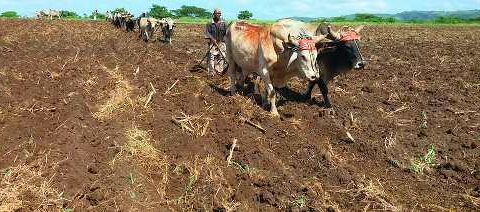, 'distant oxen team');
36,9,61,20
106,11,175,44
